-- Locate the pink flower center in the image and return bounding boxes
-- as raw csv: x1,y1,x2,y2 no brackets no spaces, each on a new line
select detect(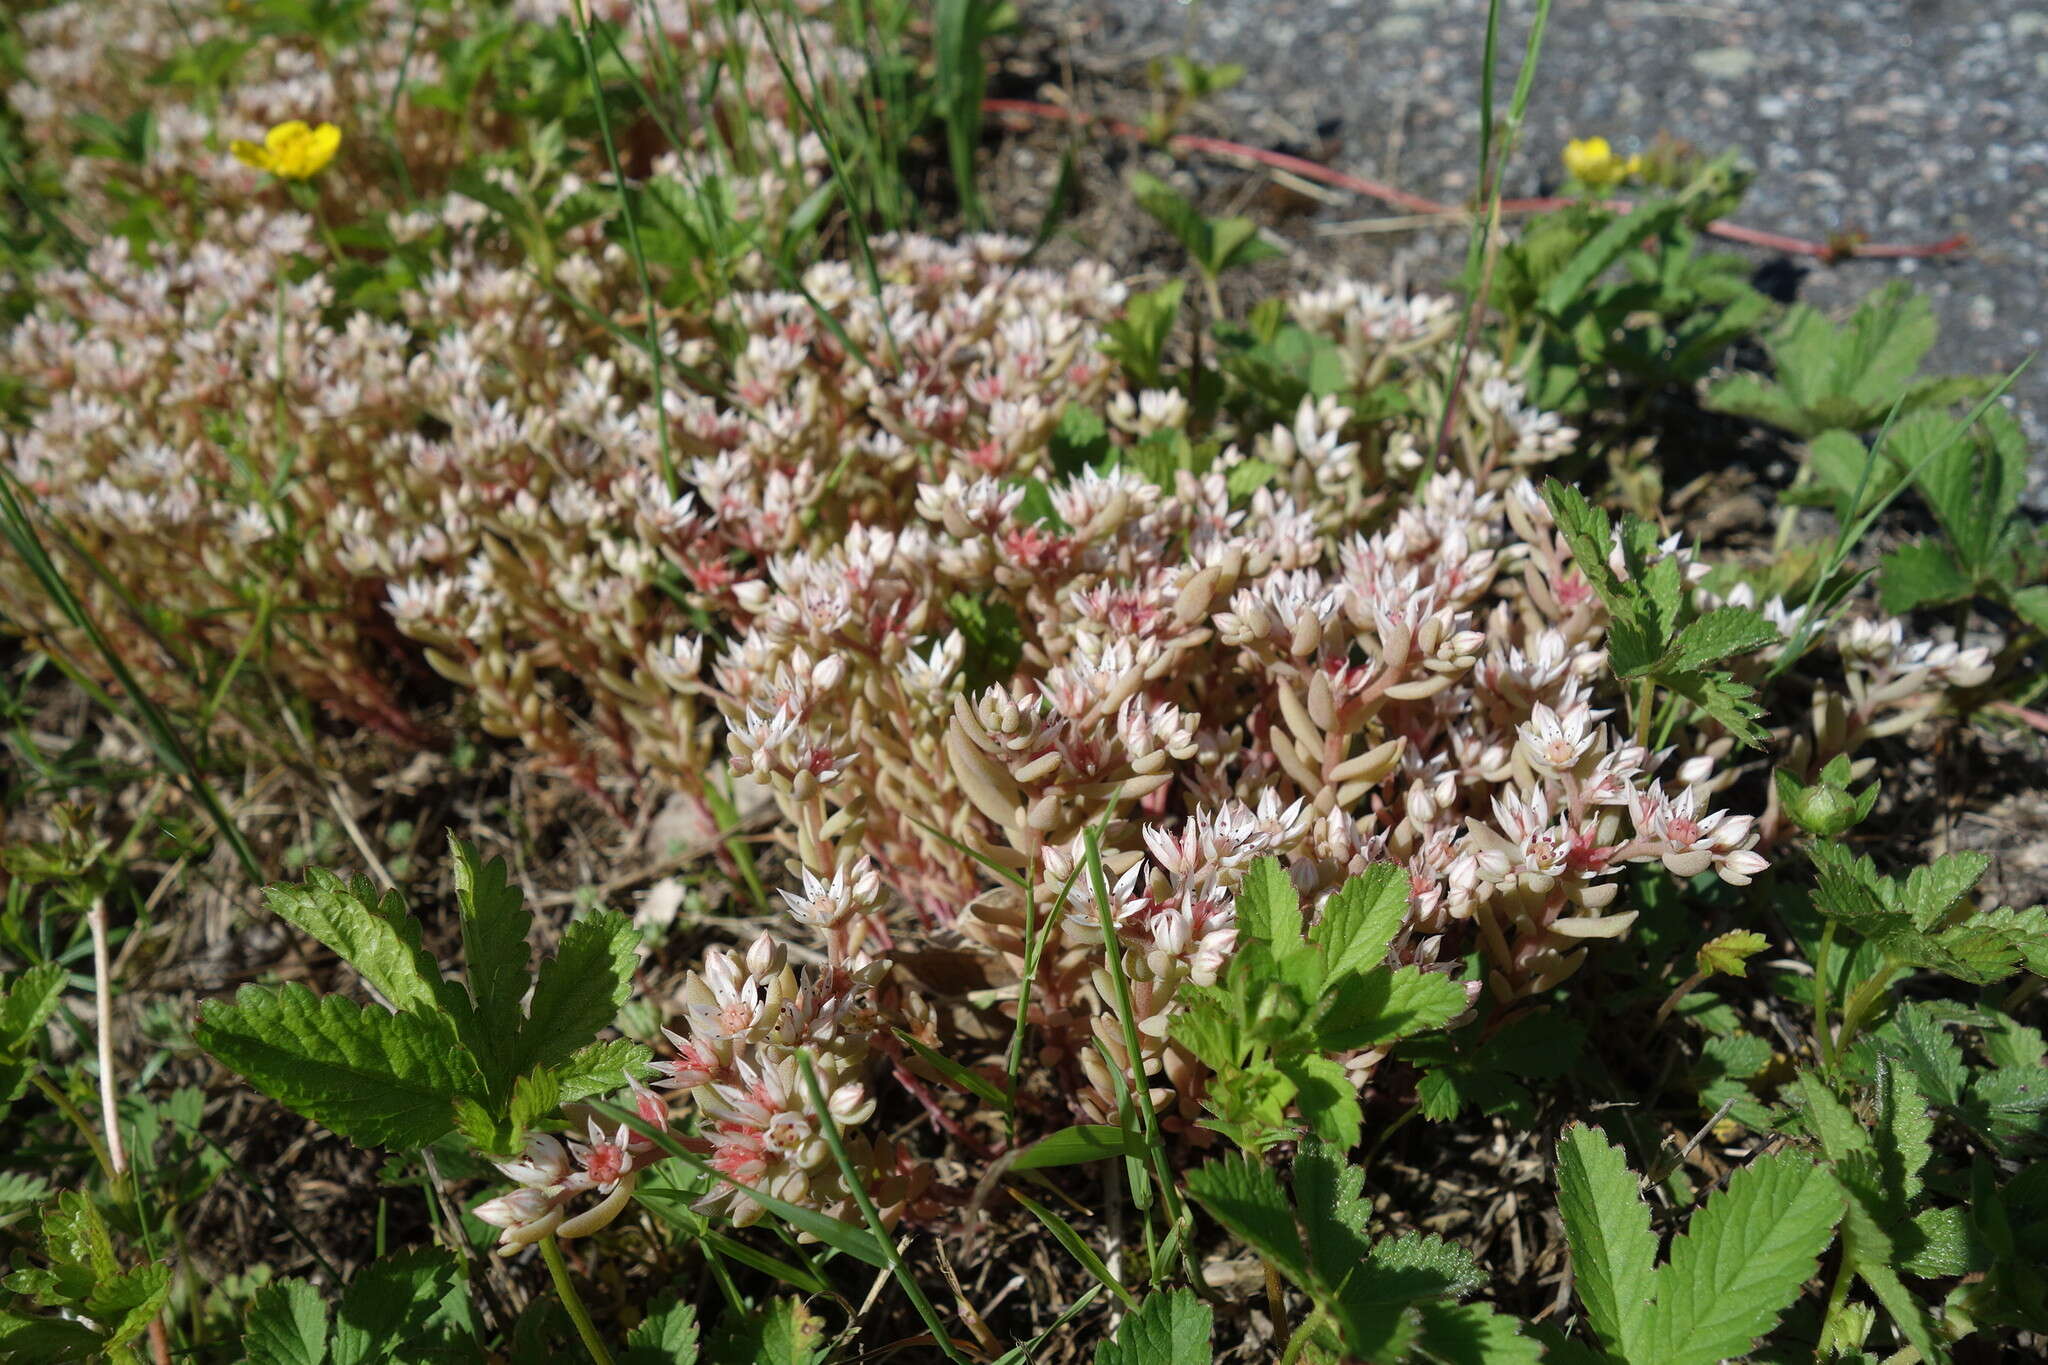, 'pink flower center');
584,1143,626,1185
